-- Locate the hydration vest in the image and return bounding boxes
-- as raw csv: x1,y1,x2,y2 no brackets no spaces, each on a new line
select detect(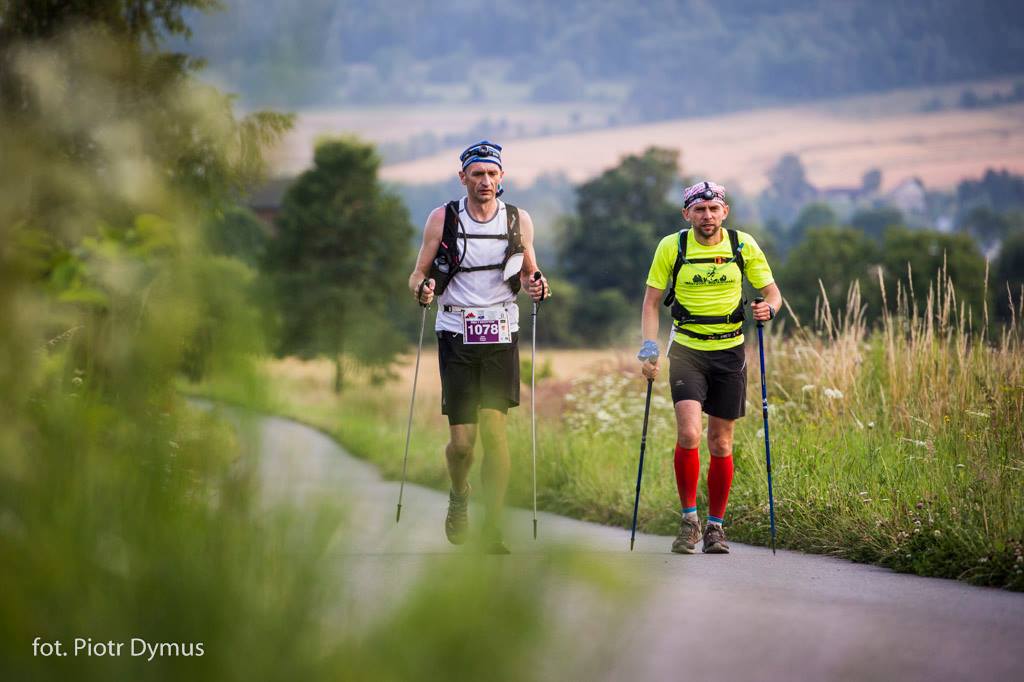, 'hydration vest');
662,228,747,341
429,200,523,297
